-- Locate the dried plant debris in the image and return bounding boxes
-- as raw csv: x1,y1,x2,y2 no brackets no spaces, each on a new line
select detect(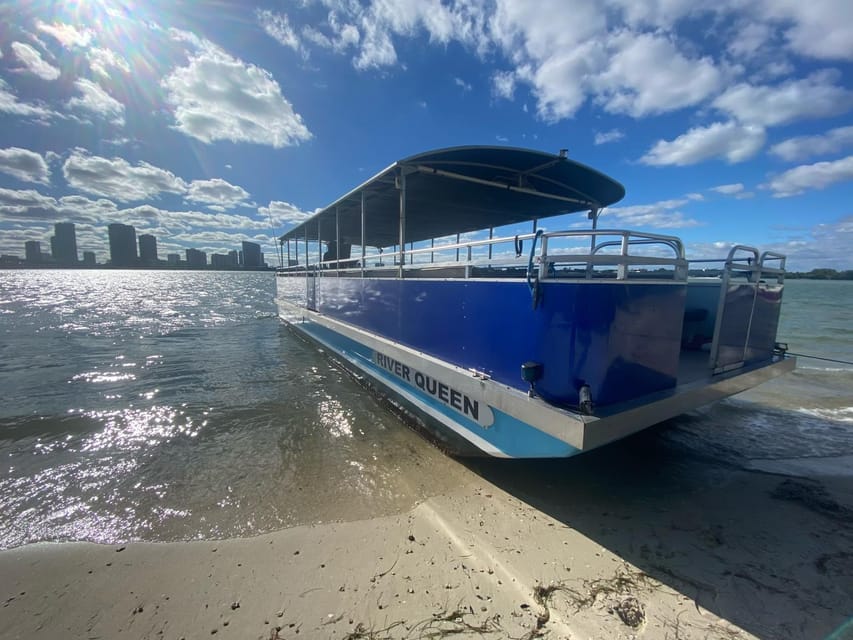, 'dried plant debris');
523,565,659,634
343,607,502,639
